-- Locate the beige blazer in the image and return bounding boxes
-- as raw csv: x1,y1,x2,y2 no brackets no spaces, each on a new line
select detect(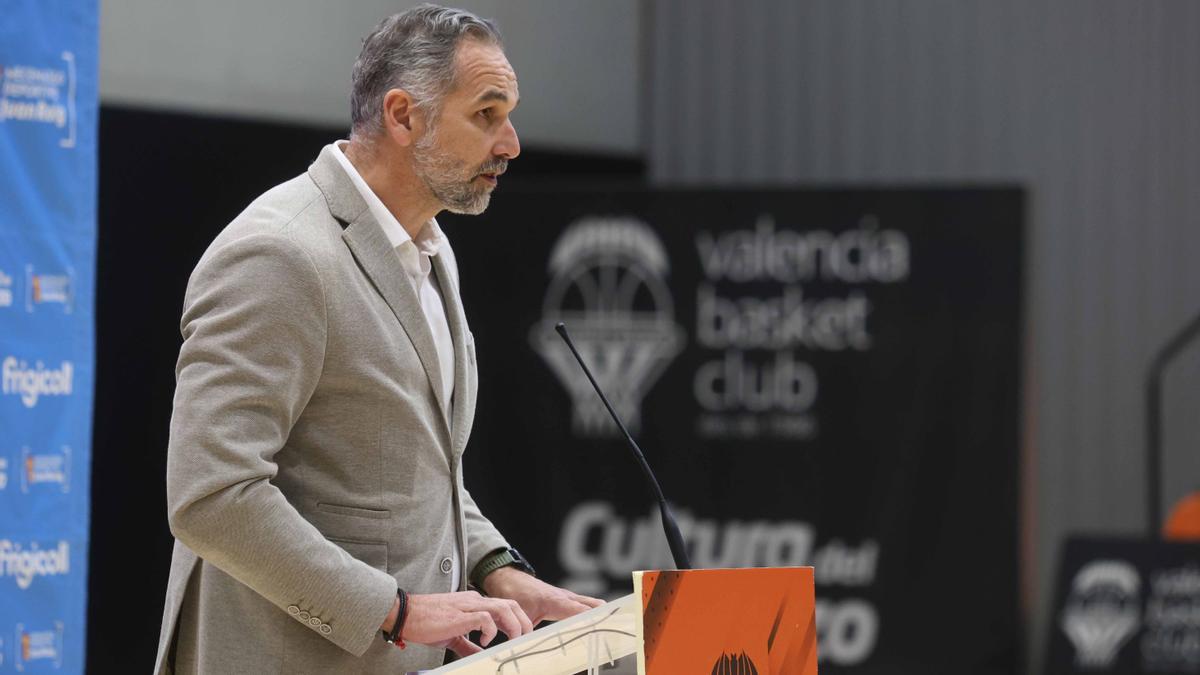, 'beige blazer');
153,145,508,674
